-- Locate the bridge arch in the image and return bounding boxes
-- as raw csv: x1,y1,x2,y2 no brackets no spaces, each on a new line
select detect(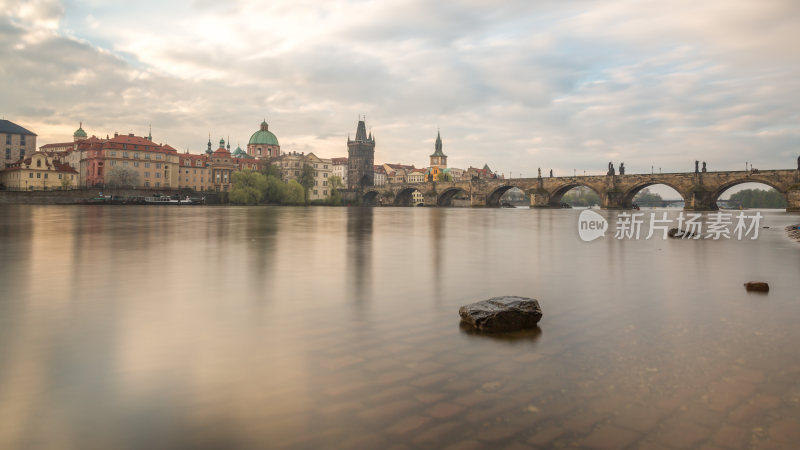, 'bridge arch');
394,187,423,206
486,185,531,207
621,182,687,208
709,178,787,207
437,187,469,207
547,183,604,207
362,190,380,206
